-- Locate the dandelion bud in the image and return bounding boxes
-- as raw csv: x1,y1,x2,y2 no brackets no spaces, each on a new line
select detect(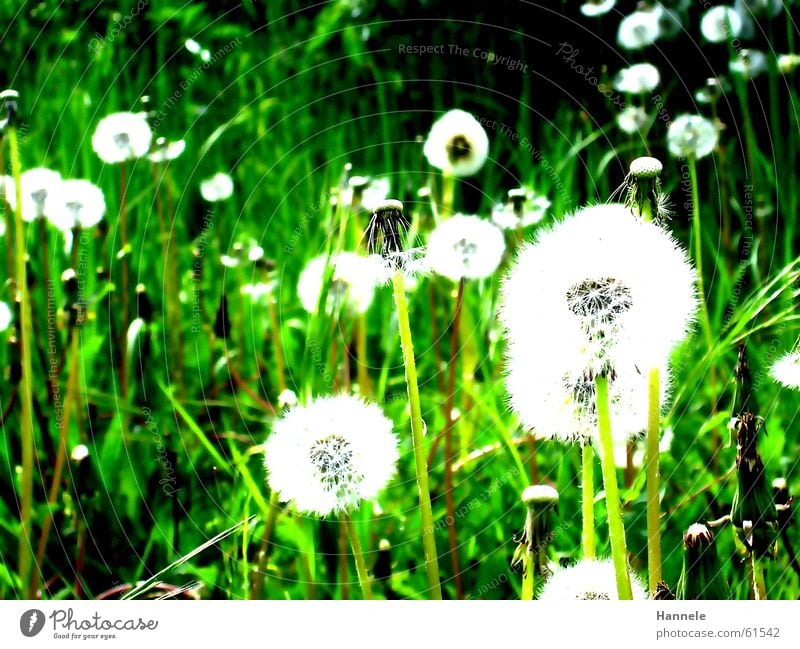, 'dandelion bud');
627,156,666,222
676,523,729,600
521,486,559,557
365,199,408,259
